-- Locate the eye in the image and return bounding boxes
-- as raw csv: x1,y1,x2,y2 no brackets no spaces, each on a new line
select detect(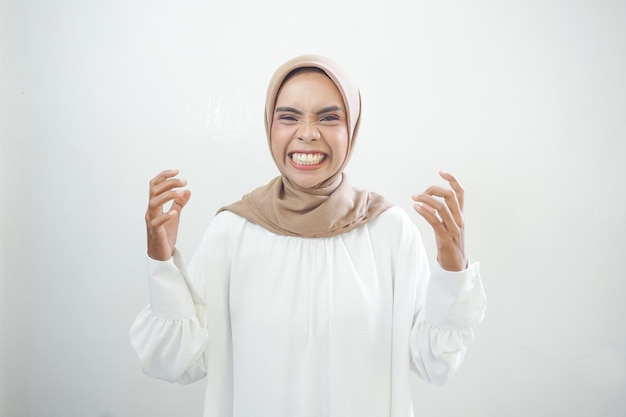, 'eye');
278,114,298,122
319,114,340,123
